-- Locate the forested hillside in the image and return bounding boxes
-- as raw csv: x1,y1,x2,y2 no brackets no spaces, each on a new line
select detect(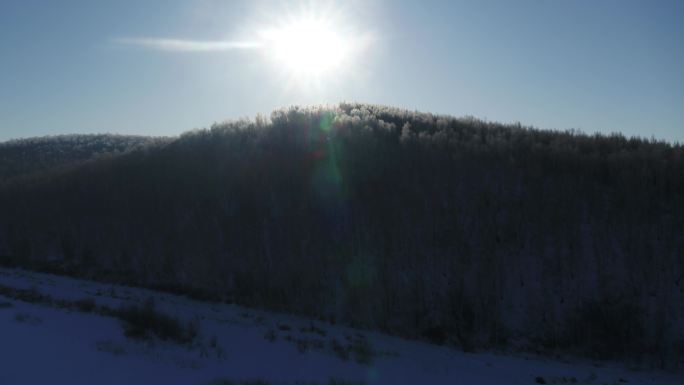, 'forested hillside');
0,134,168,183
1,103,682,366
